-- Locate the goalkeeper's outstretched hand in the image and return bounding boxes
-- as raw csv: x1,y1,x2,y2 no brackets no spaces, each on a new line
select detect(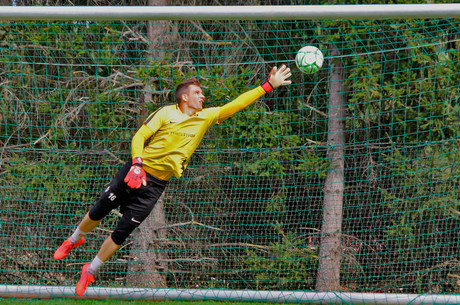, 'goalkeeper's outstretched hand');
269,65,292,88
261,65,292,92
